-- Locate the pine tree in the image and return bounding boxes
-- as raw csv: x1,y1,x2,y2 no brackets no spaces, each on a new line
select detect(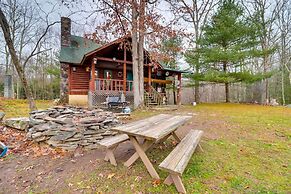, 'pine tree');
187,0,271,102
